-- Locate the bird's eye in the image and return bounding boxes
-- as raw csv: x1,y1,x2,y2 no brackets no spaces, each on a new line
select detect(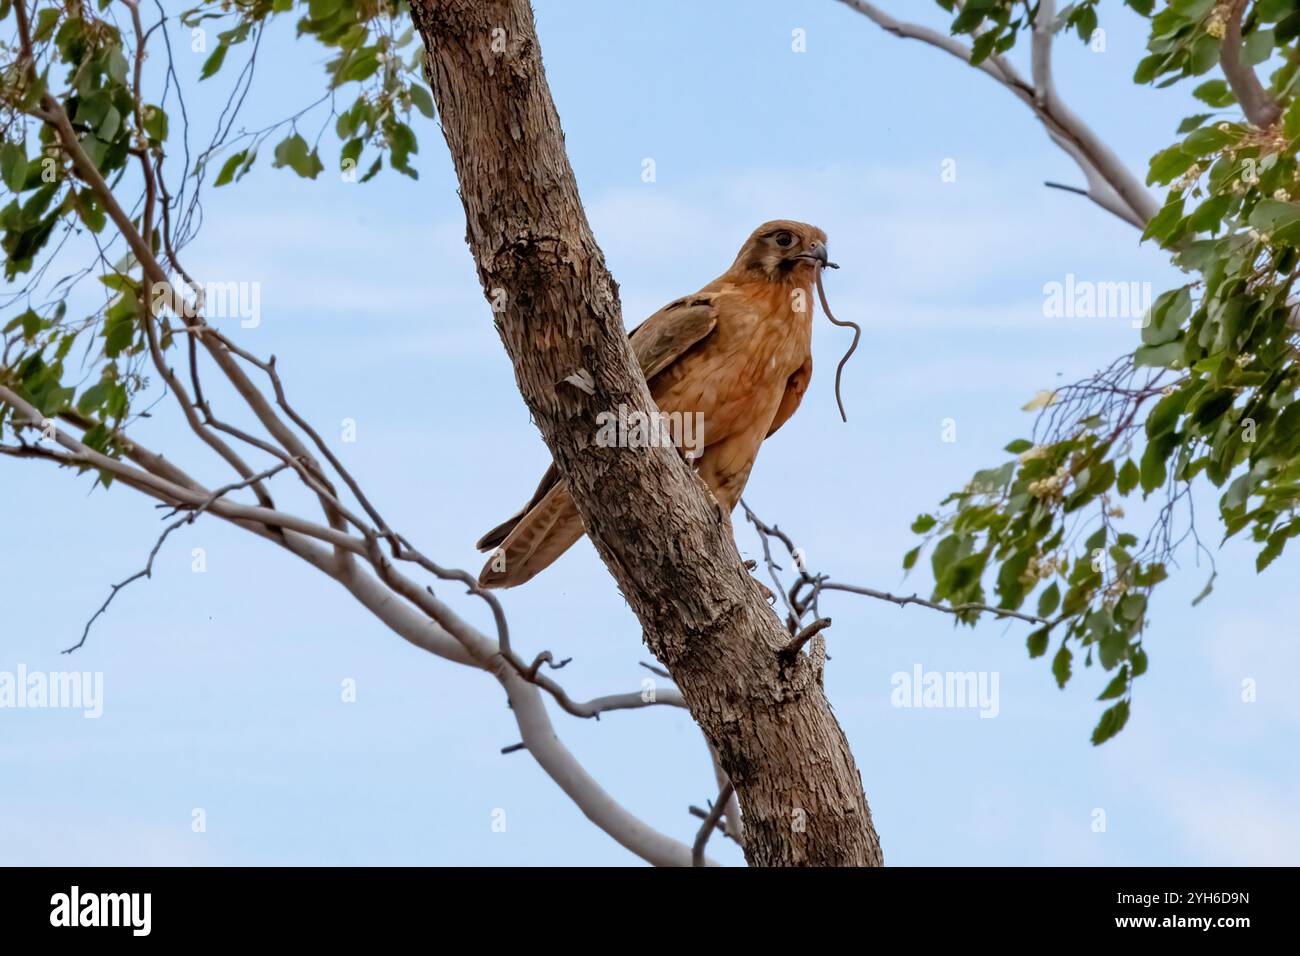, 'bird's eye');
774,232,795,248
